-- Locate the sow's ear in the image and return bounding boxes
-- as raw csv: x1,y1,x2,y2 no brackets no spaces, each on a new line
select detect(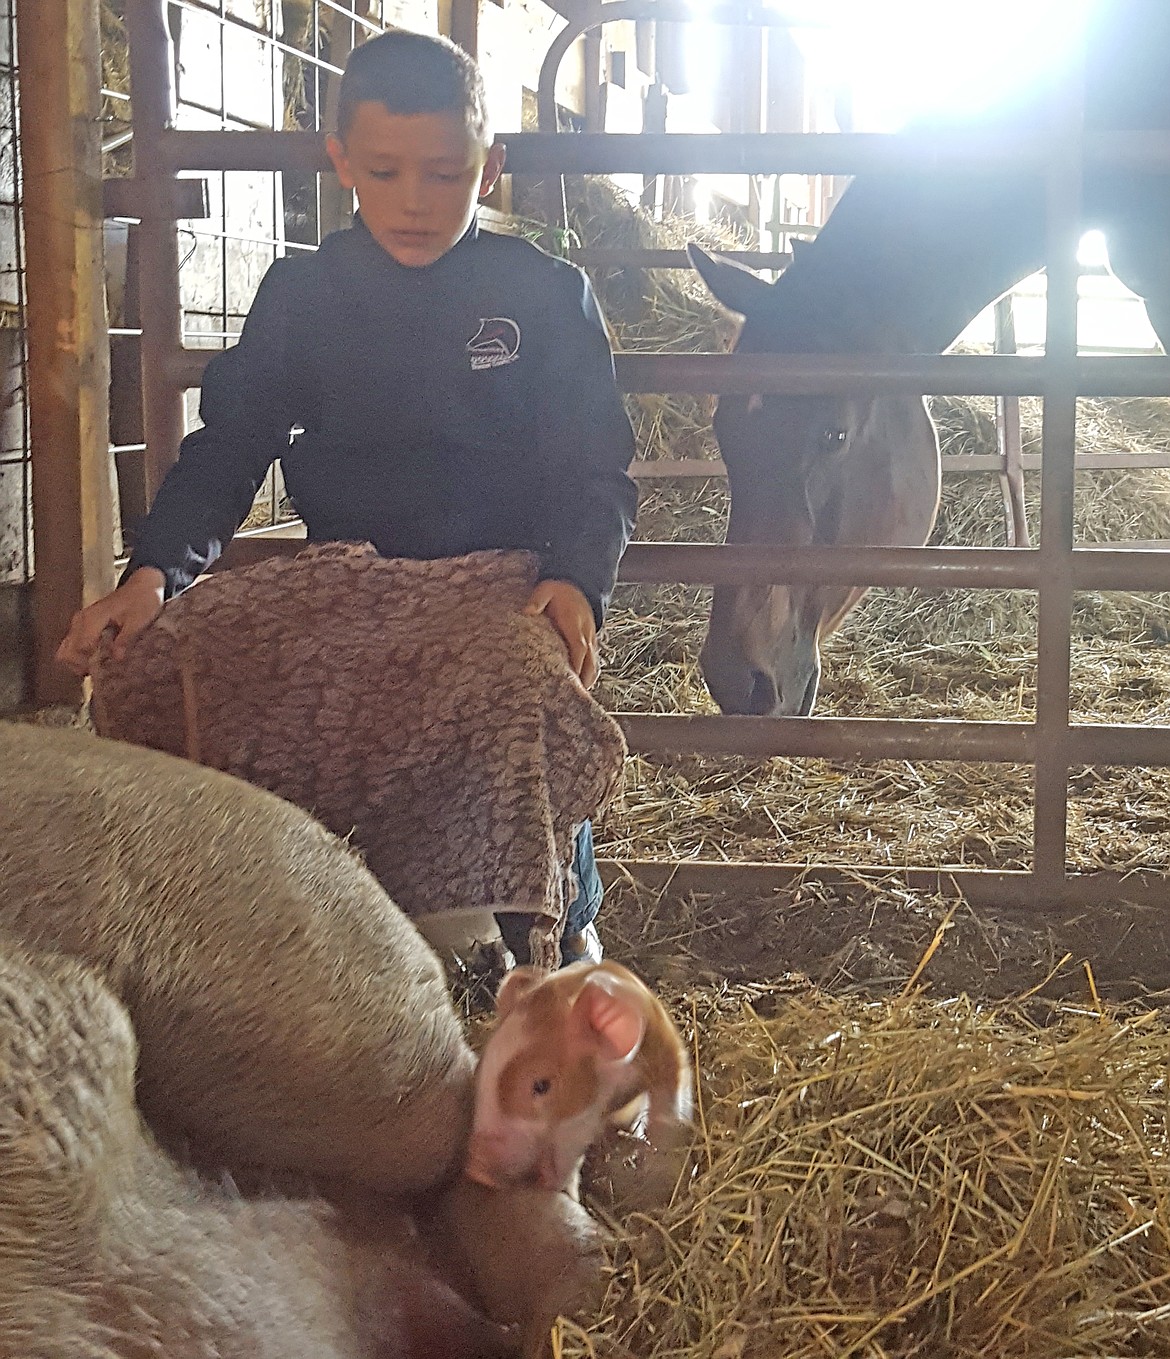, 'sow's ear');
687,242,774,318
495,965,544,1019
572,975,647,1063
